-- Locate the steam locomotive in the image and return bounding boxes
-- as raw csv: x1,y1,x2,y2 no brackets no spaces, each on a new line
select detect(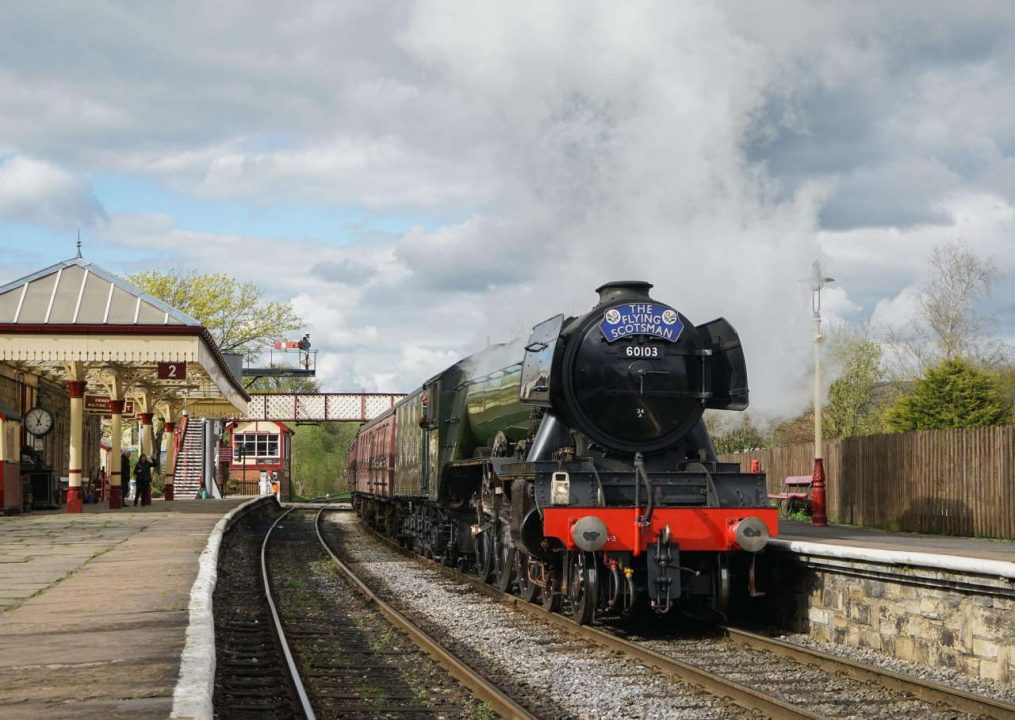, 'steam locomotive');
350,281,778,624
